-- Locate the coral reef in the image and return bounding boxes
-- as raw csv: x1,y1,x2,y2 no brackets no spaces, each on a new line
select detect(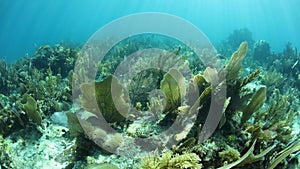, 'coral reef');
227,28,255,48
32,44,78,77
0,135,13,168
0,43,74,136
0,33,299,169
255,41,300,90
139,41,299,168
75,41,299,168
0,43,77,168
